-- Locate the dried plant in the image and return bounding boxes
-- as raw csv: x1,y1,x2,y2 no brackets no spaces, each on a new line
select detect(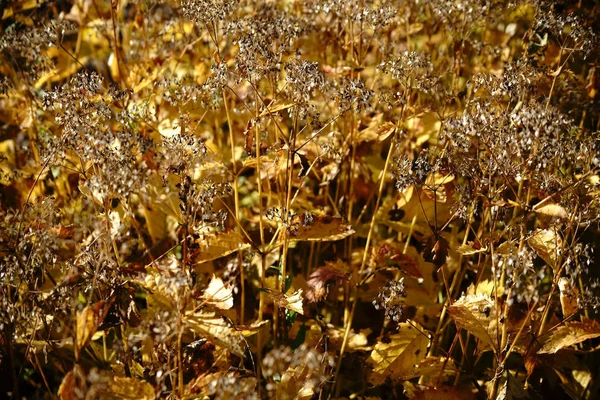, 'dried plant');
0,0,599,399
